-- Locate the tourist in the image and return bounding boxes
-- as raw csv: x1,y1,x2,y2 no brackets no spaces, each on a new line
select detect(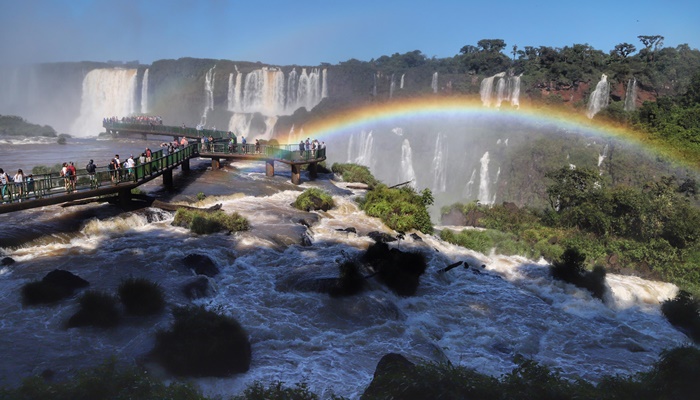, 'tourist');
241,136,247,153
26,174,35,198
0,168,10,203
125,155,136,180
299,140,305,157
13,169,25,199
113,155,122,183
67,162,77,191
60,162,70,192
86,160,97,188
255,139,260,154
